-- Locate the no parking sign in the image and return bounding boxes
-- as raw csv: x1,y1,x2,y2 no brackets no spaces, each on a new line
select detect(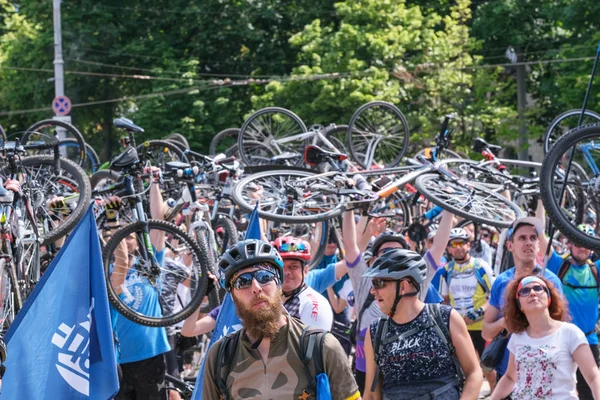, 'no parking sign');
52,95,71,116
